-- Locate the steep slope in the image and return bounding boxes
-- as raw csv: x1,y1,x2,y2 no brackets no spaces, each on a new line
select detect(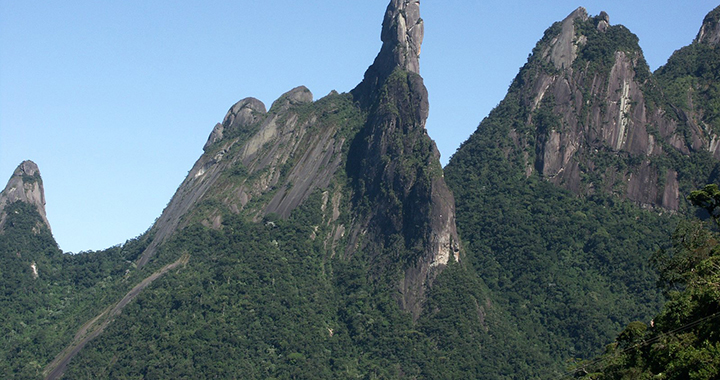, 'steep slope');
0,162,136,379
577,185,720,379
444,7,716,376
0,160,50,232
44,1,474,378
132,0,458,318
465,7,718,210
655,5,720,151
